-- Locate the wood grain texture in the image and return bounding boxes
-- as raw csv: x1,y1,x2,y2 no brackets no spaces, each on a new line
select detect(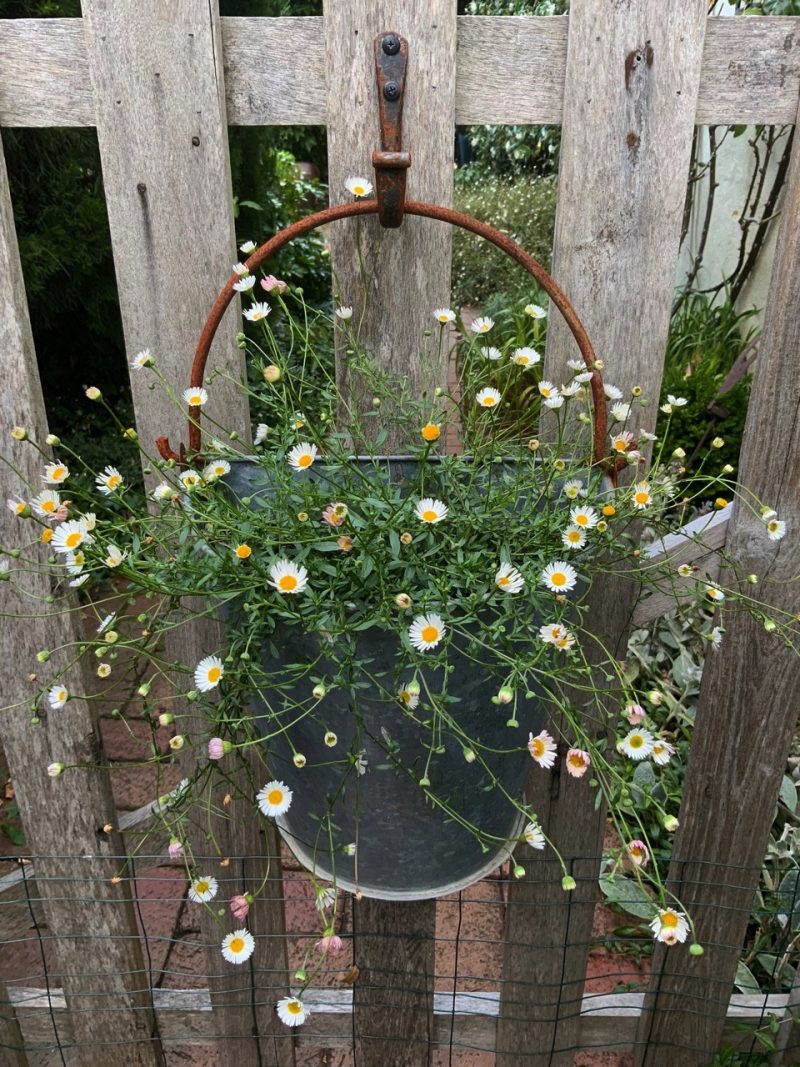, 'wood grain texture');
79,5,290,1065
635,90,800,1067
2,17,800,128
497,4,708,1064
0,135,164,1067
324,0,457,452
